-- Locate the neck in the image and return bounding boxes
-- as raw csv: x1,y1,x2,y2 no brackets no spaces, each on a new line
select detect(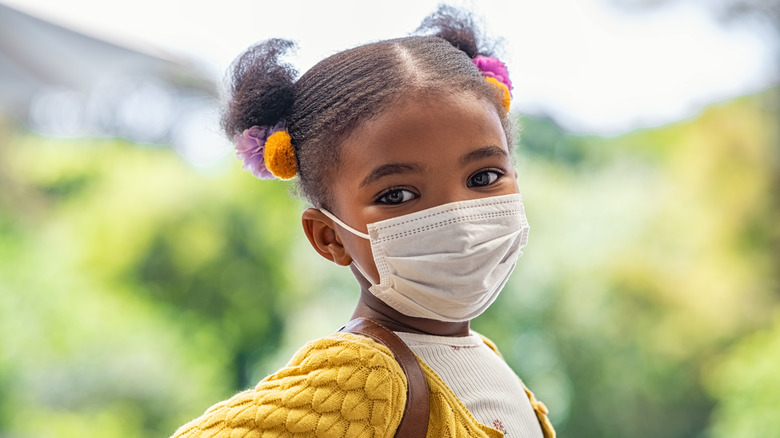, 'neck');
350,266,470,337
